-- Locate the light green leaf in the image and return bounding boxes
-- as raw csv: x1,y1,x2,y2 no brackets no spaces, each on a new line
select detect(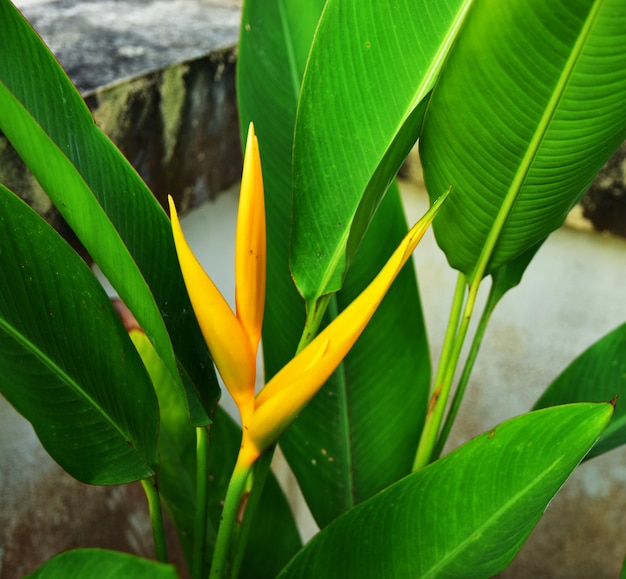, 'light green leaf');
290,0,474,308
25,549,178,578
0,0,218,423
278,403,613,579
421,0,626,281
0,185,158,484
533,323,626,459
